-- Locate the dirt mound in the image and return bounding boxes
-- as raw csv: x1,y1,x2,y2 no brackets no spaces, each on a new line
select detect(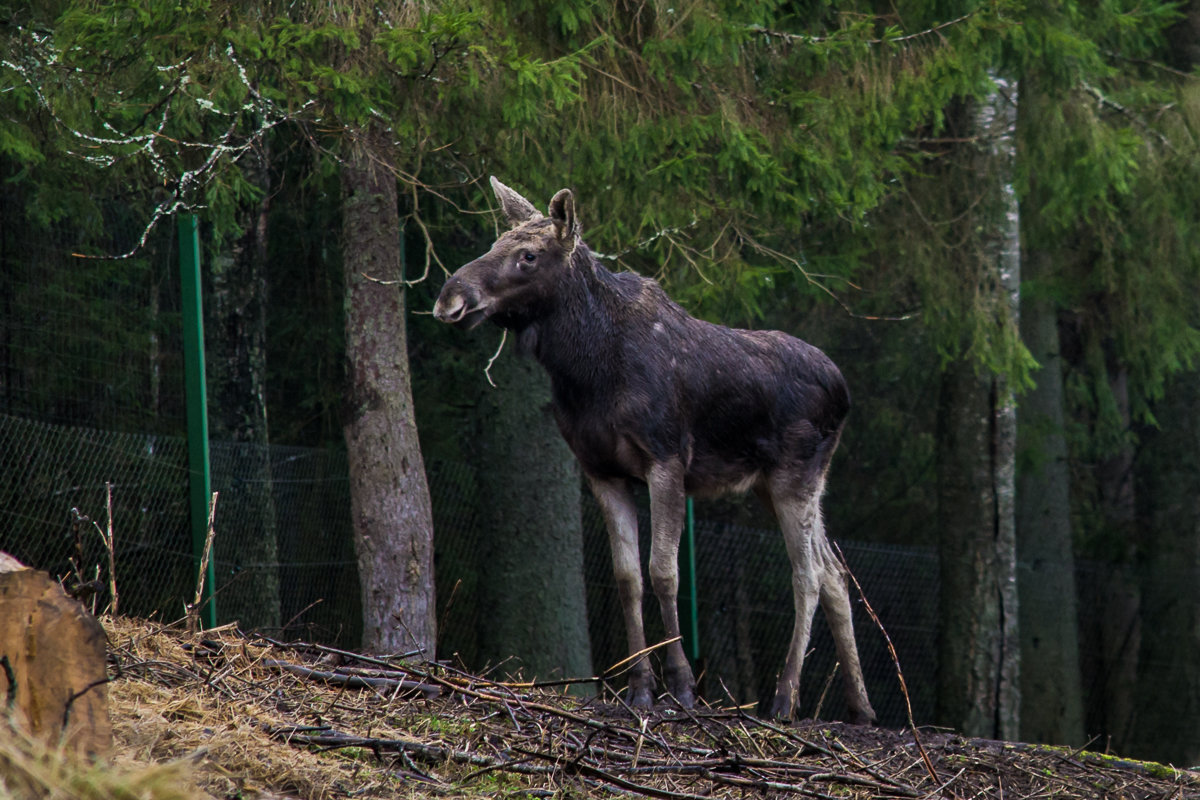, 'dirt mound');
98,617,1198,799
